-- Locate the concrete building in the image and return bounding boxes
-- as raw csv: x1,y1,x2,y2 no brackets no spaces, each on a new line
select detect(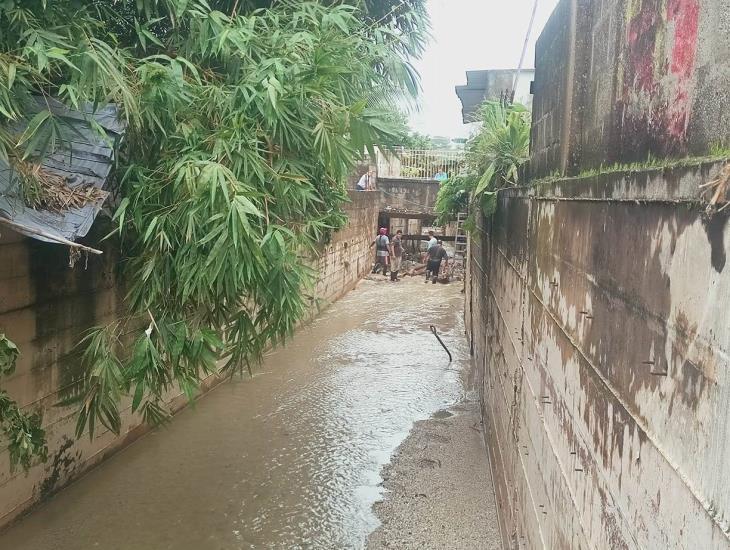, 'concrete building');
455,68,535,123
